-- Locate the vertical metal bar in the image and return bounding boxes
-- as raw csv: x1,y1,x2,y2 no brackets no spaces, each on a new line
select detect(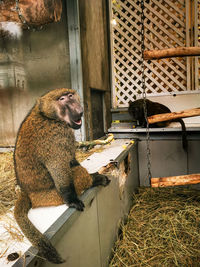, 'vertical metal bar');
185,0,191,91
66,0,85,141
109,0,117,109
